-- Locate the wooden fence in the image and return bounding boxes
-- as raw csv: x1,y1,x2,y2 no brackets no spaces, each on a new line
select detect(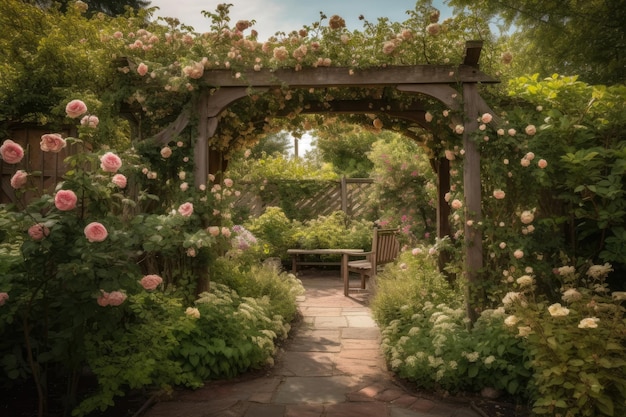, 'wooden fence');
233,177,375,220
1,125,78,206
